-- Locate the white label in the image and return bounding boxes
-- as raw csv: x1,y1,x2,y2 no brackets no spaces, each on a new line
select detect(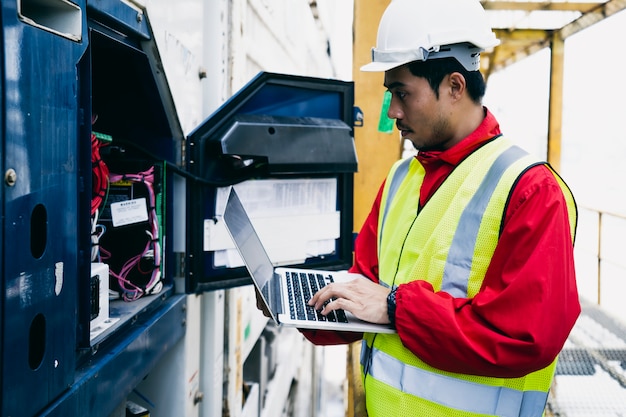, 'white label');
203,219,212,251
111,198,149,227
54,262,64,296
